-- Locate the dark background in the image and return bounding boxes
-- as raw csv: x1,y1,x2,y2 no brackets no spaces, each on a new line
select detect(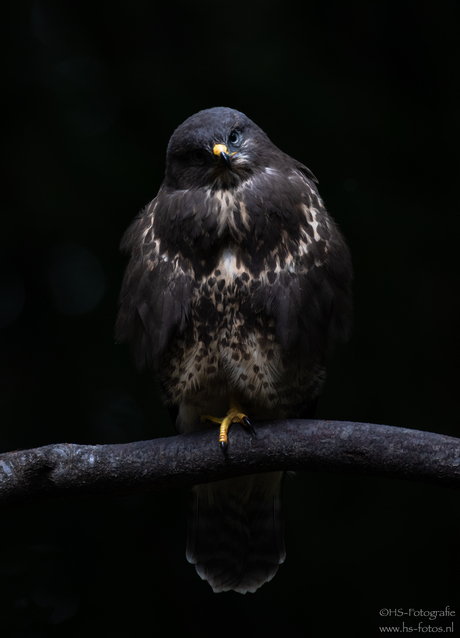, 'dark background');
2,1,459,636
